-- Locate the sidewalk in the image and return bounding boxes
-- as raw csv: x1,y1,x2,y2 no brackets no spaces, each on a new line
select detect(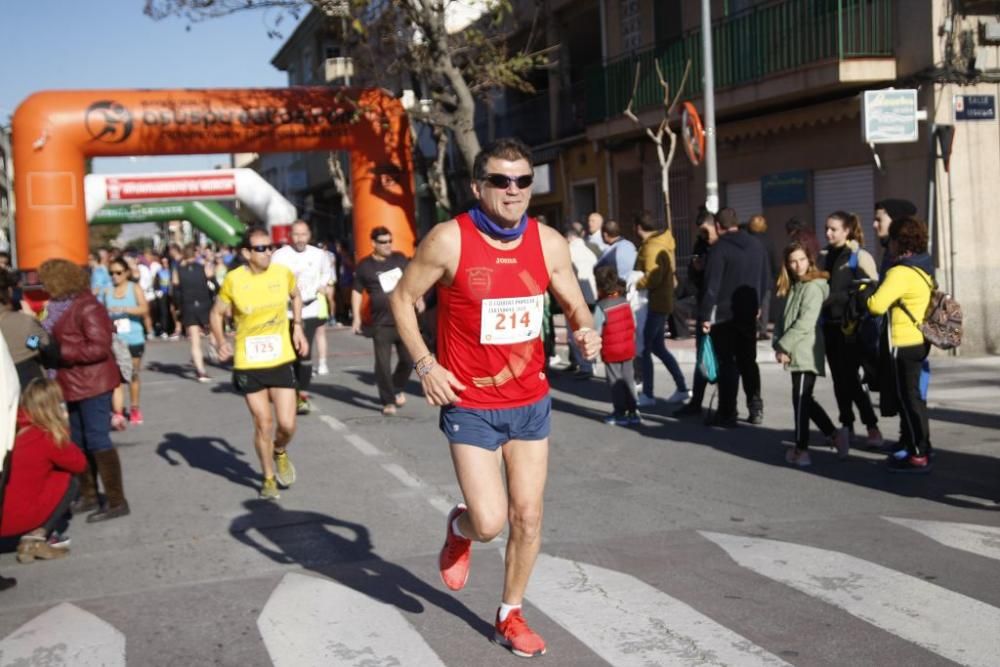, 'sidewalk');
553,315,1000,414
